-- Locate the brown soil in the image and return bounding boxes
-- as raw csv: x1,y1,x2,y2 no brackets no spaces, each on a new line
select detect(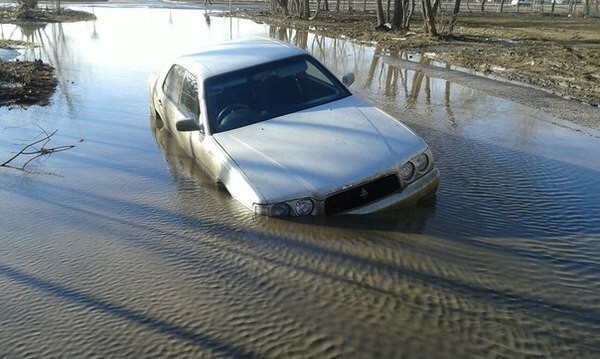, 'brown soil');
232,10,600,106
0,59,57,107
0,7,96,24
0,7,95,107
